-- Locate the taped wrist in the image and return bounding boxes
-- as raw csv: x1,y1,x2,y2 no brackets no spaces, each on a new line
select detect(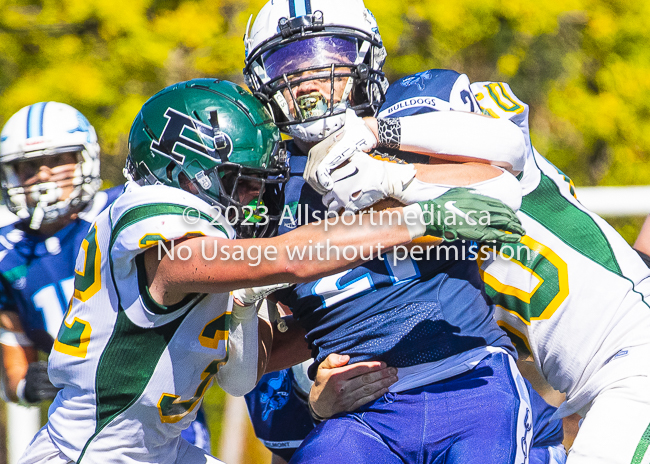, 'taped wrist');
15,378,30,406
377,118,401,150
231,300,258,322
465,169,522,211
394,178,451,204
402,204,427,240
